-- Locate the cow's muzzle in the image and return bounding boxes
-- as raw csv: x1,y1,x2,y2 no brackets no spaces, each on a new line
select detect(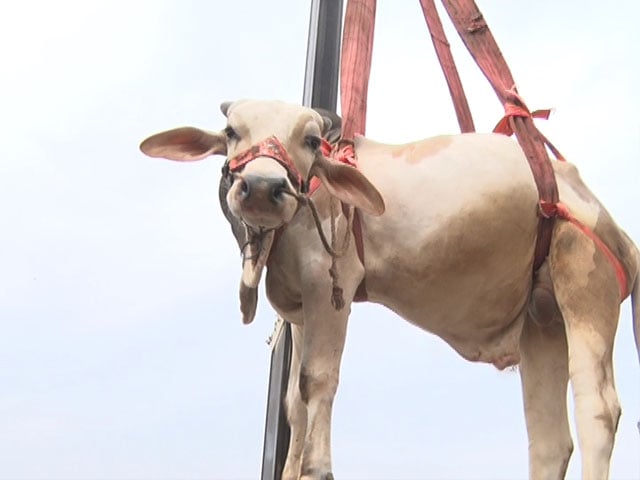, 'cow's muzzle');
237,175,290,205
223,136,311,230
